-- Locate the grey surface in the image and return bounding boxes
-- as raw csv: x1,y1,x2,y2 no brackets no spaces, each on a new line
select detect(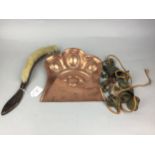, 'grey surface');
0,20,155,134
